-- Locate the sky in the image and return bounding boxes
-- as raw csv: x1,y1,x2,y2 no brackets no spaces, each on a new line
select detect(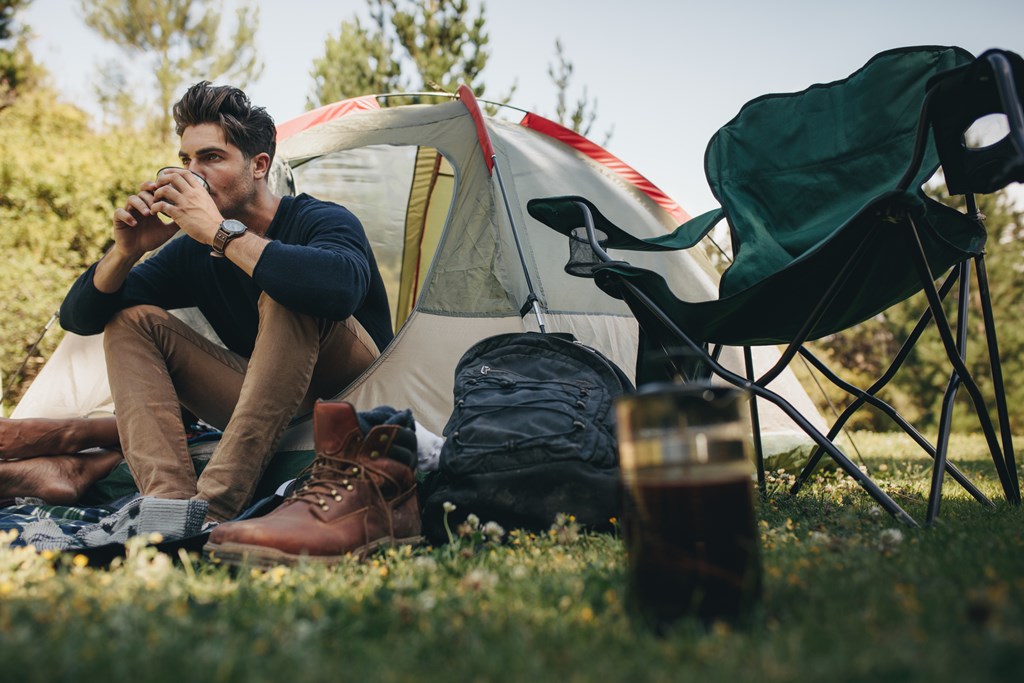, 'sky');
20,0,1024,217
